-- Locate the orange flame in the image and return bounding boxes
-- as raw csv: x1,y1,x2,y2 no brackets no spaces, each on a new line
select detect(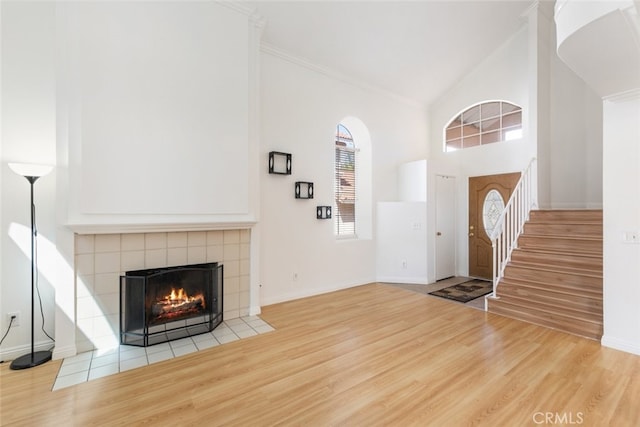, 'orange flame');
162,288,205,309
